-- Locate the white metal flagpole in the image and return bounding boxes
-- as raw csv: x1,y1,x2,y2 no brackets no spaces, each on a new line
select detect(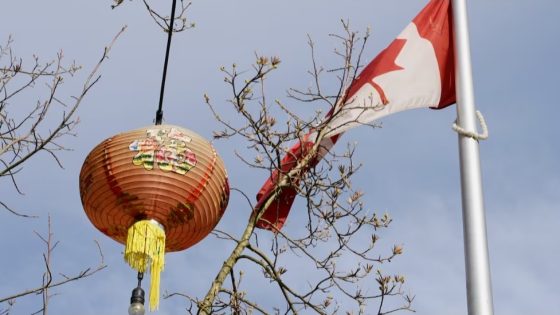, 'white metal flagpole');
450,0,495,315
